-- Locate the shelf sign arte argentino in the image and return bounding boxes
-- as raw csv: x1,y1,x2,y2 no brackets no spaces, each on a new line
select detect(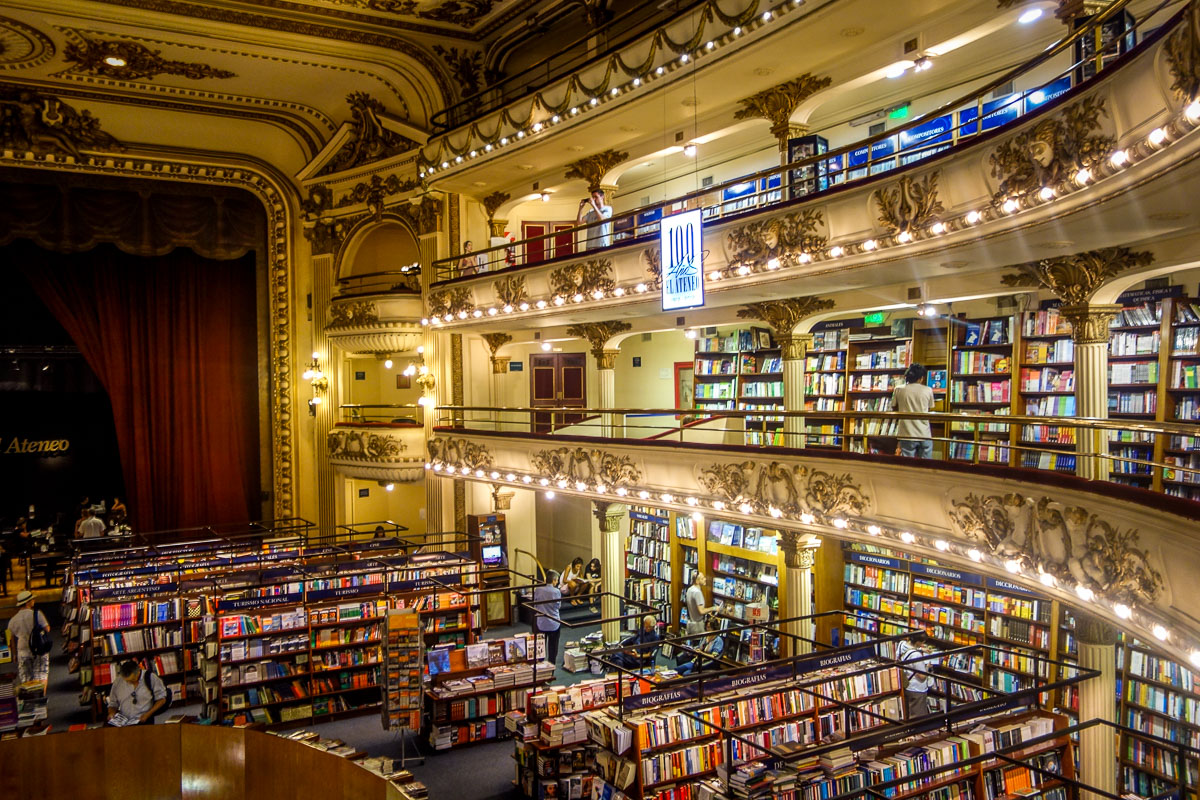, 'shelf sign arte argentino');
661,209,704,311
